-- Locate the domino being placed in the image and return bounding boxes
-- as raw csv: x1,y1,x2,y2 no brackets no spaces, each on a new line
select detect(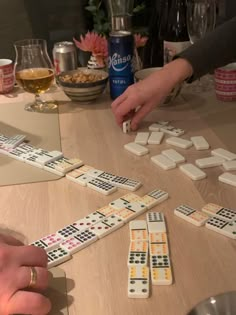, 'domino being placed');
195,156,225,169
222,160,236,171
150,254,172,285
161,149,186,164
148,131,164,145
123,119,131,133
179,163,207,180
202,203,236,221
205,217,236,239
146,212,166,233
47,247,72,269
160,125,185,137
190,136,210,150
166,137,193,149
31,233,64,252
129,220,148,241
174,205,209,226
151,154,176,170
135,132,150,145
127,241,149,266
211,148,236,161
218,172,236,188
128,266,150,298
124,142,149,156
